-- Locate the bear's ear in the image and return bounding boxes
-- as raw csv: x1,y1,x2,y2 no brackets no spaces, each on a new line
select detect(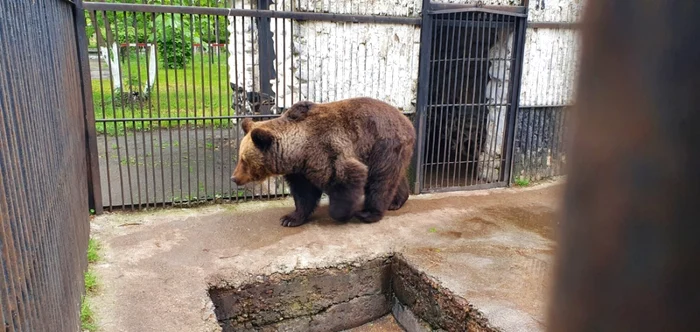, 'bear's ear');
241,118,254,134
285,101,314,121
250,128,275,151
